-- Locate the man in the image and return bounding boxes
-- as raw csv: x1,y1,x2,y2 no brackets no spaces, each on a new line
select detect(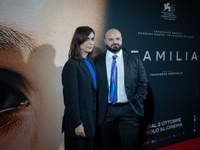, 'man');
0,1,106,150
96,29,148,150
